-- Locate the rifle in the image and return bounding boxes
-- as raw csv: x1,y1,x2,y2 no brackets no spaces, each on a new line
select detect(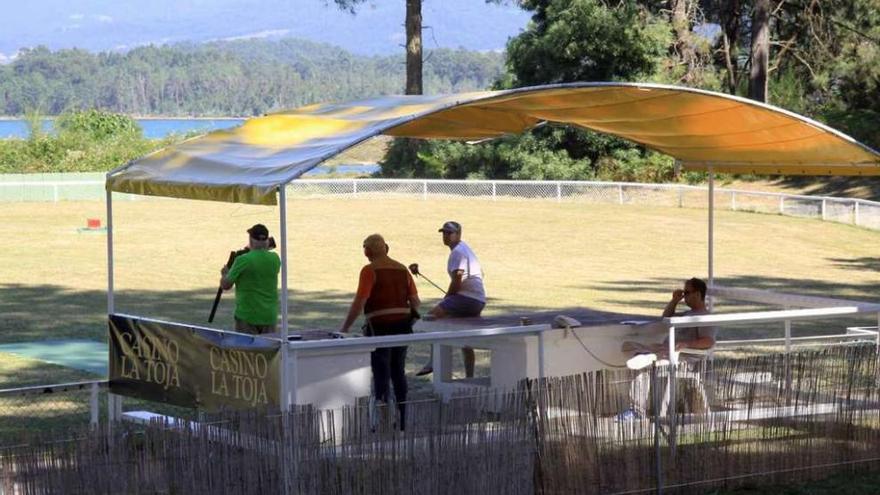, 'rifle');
208,237,276,323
